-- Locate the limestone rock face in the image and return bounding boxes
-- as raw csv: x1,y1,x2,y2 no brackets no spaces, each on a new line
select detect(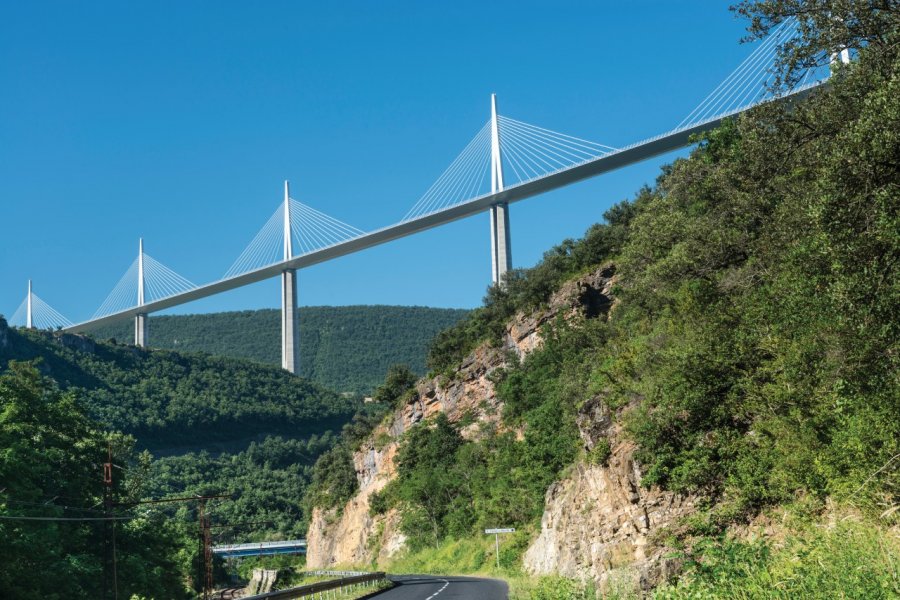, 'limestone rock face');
55,332,96,354
523,436,694,591
305,265,619,569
